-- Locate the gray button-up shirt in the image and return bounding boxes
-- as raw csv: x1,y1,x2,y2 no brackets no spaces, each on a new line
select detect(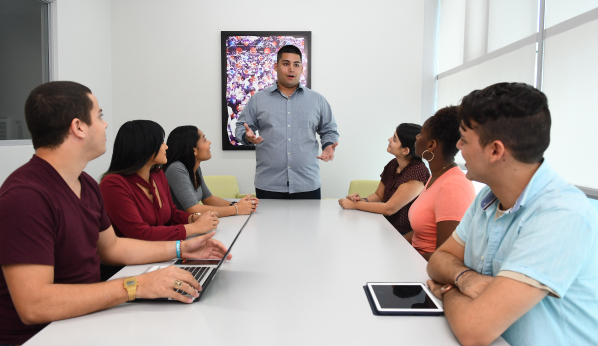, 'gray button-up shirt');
235,83,339,193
